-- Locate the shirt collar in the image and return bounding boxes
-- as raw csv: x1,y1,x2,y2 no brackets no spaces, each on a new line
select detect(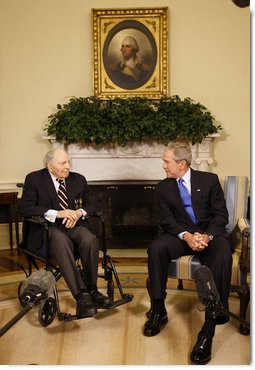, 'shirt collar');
48,171,65,185
177,168,191,185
